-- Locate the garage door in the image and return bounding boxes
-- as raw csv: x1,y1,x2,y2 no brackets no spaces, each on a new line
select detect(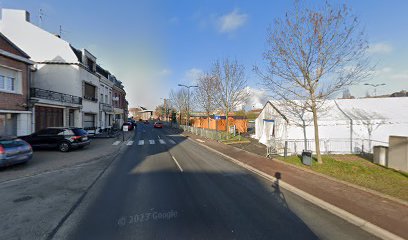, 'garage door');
35,106,63,131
